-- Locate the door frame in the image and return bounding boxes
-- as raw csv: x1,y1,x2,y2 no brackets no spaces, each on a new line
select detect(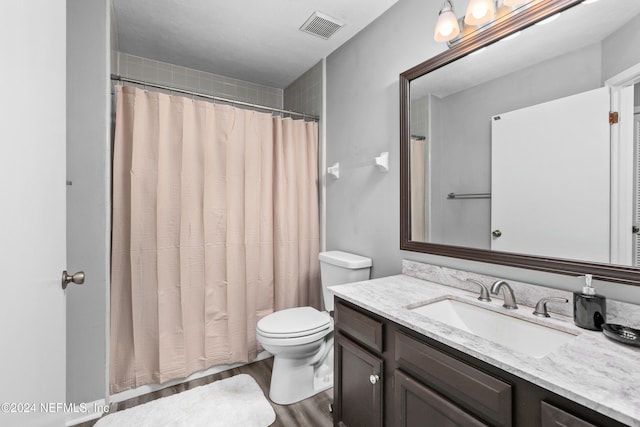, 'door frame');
606,63,640,266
